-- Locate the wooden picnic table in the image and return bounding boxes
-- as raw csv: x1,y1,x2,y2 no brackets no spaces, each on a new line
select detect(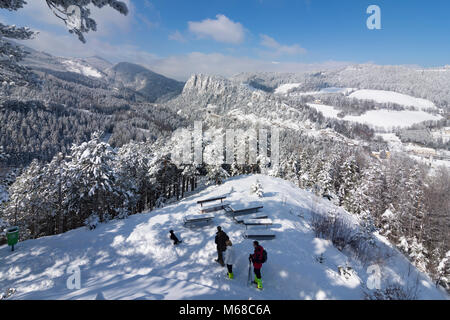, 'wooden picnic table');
234,214,268,224
197,196,227,207
184,214,214,225
244,231,276,240
243,218,273,229
225,205,264,216
199,202,230,213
